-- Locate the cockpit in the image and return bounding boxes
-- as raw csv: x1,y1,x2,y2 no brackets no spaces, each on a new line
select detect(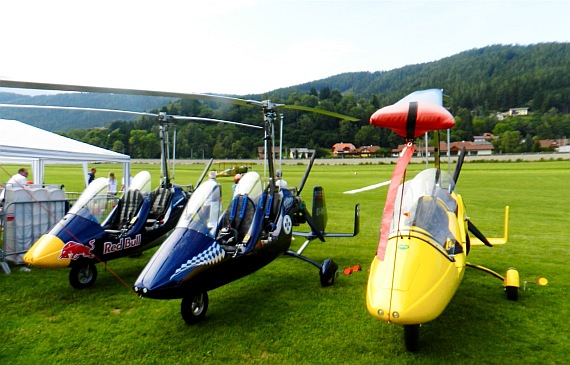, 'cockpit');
391,168,459,251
